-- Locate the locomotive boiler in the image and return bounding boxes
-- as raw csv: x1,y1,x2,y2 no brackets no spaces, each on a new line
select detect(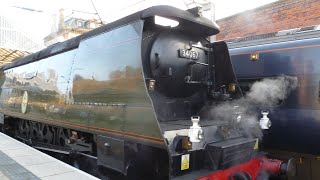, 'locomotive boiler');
0,6,292,180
